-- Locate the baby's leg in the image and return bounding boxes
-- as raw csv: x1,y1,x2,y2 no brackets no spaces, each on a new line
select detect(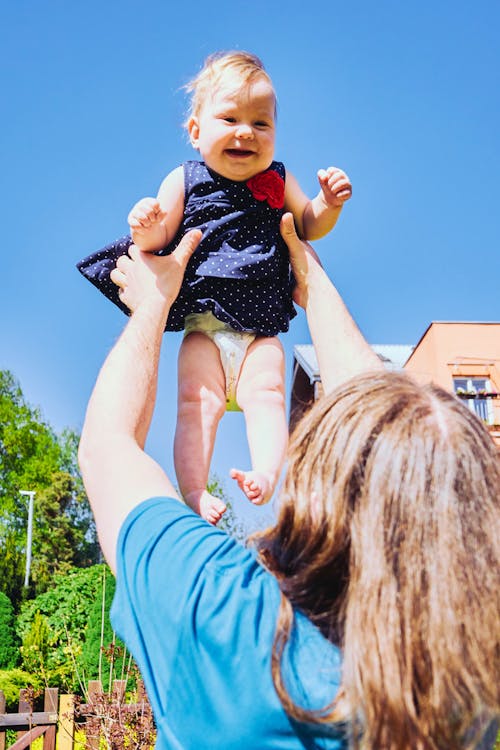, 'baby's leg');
231,337,287,505
175,333,227,524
